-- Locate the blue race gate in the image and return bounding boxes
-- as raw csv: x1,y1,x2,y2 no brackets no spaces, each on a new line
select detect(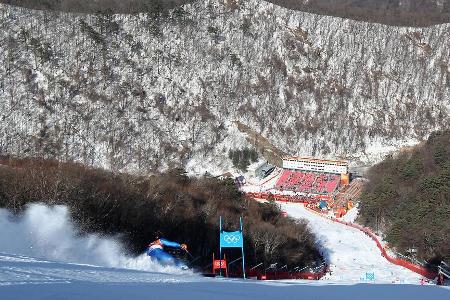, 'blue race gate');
219,216,246,278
